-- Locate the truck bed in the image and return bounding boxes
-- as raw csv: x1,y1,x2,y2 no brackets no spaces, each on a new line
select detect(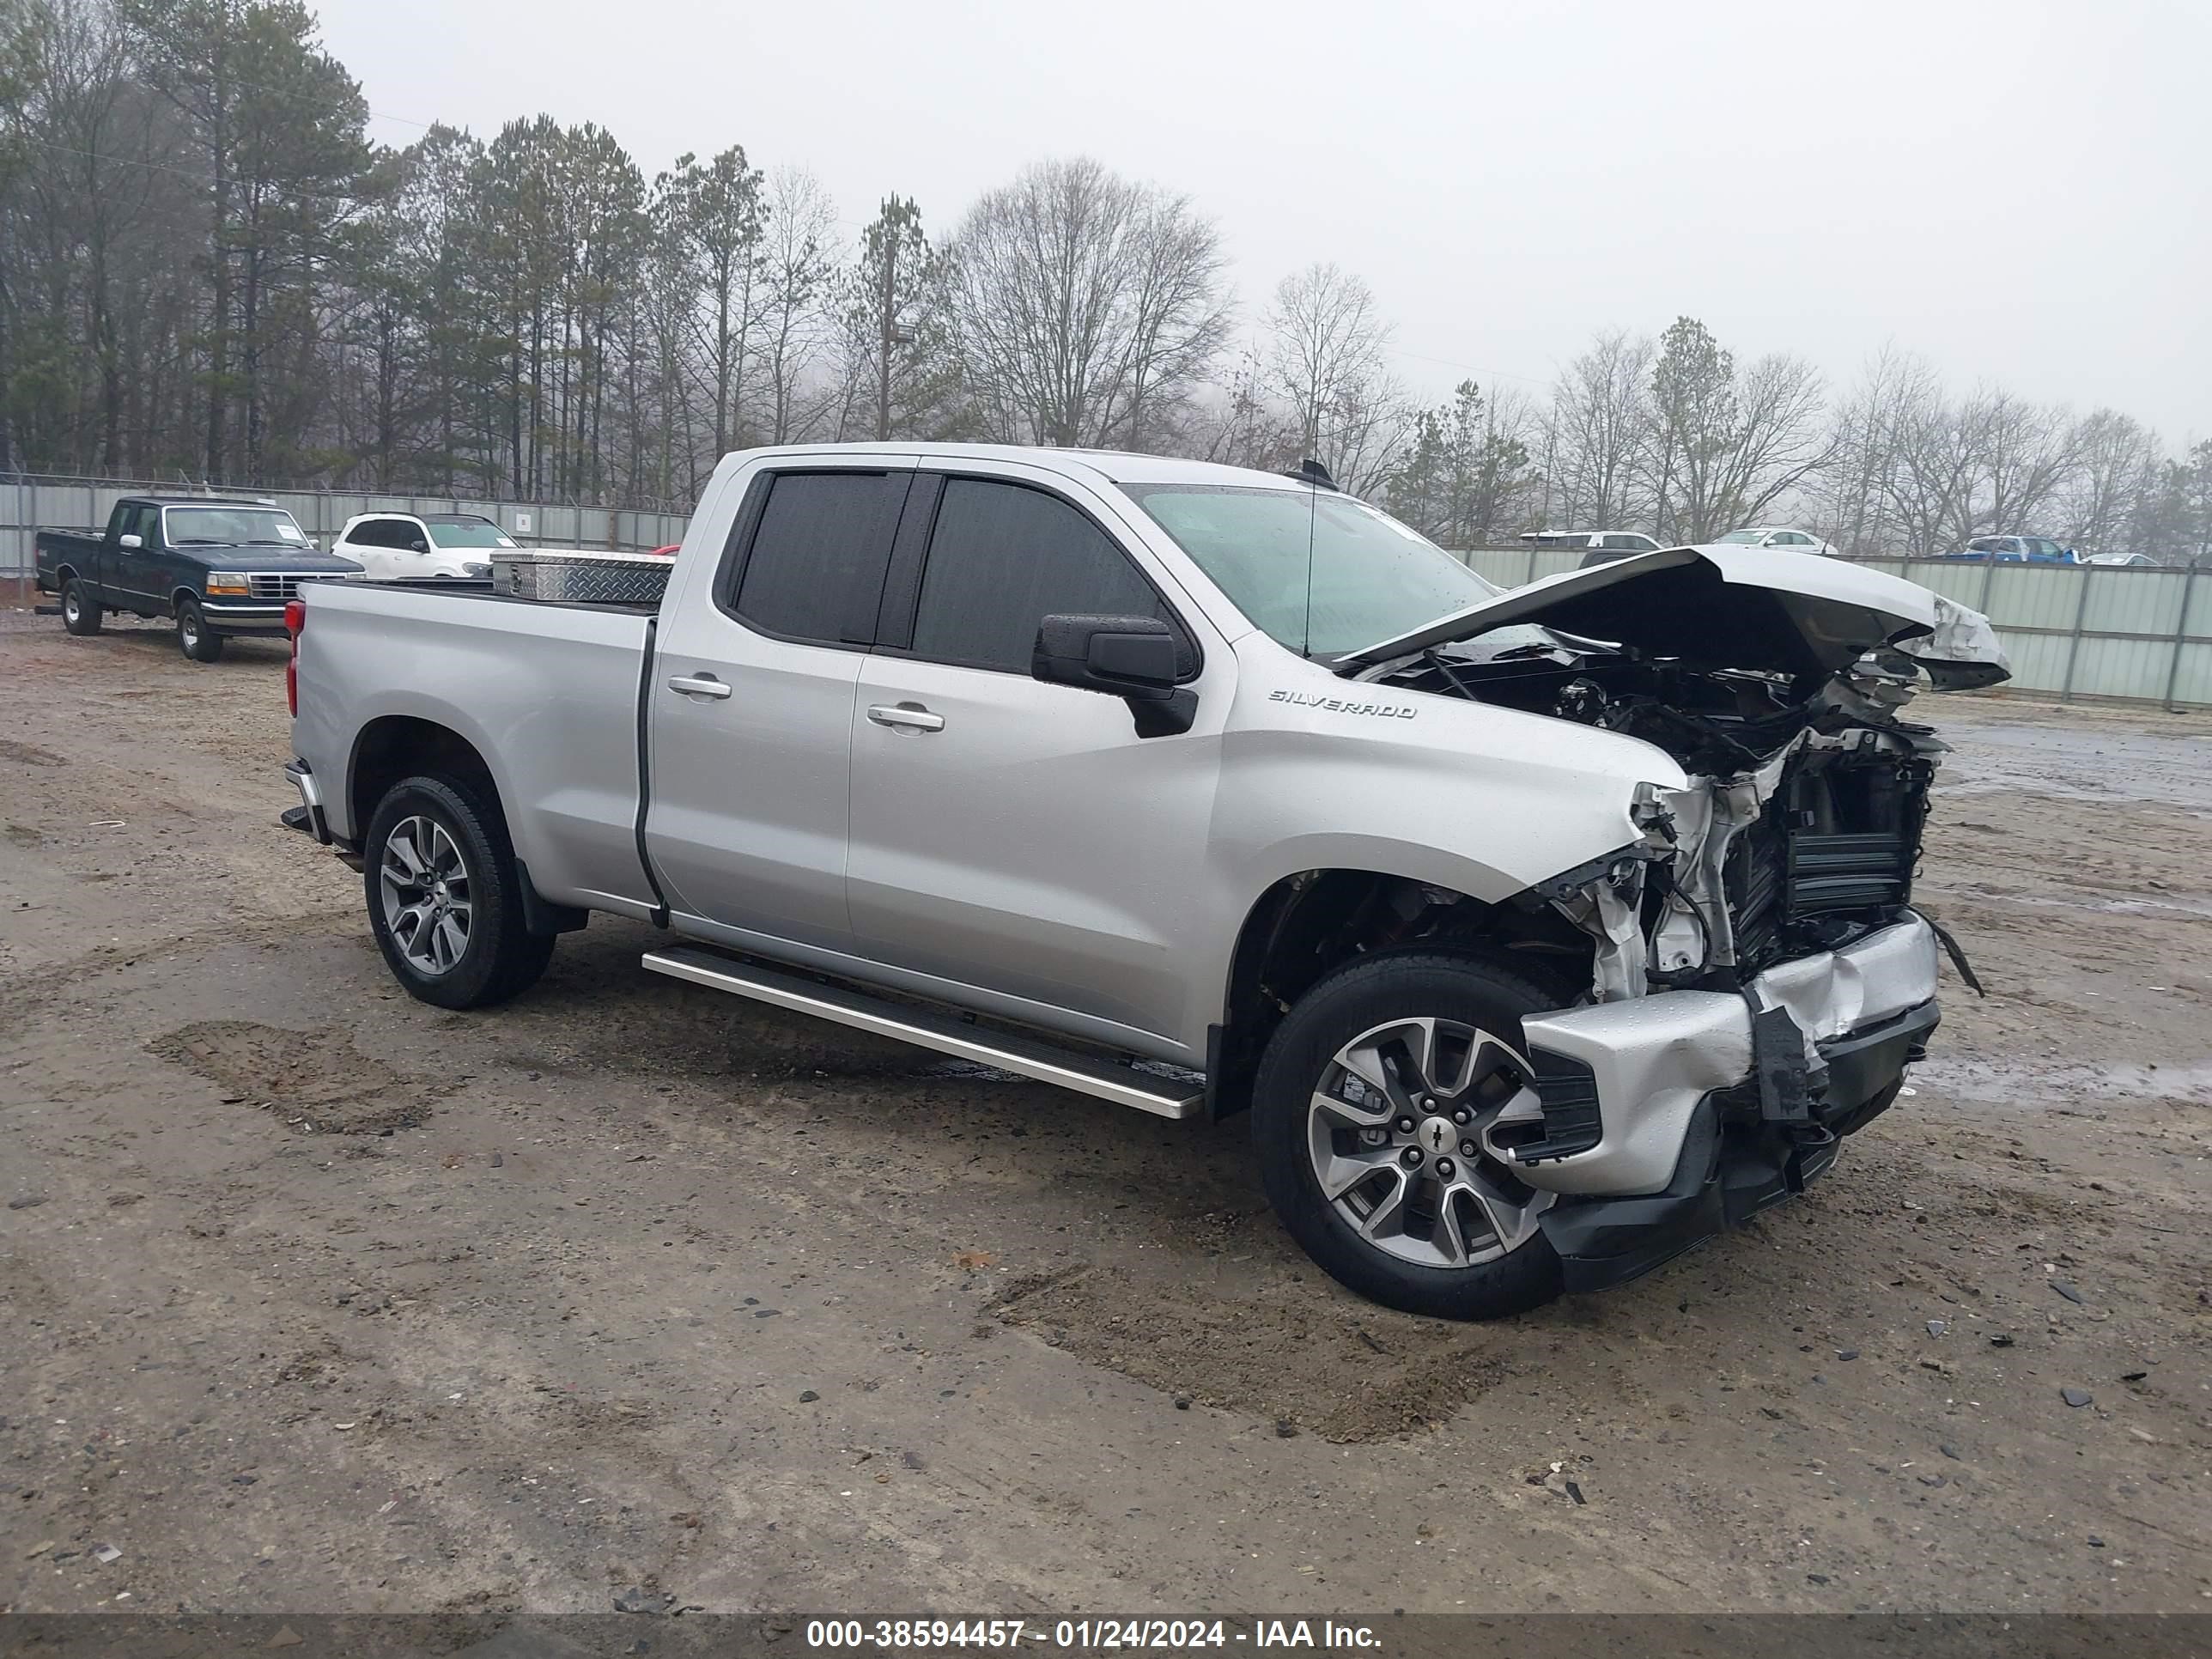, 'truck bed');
291,576,661,919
